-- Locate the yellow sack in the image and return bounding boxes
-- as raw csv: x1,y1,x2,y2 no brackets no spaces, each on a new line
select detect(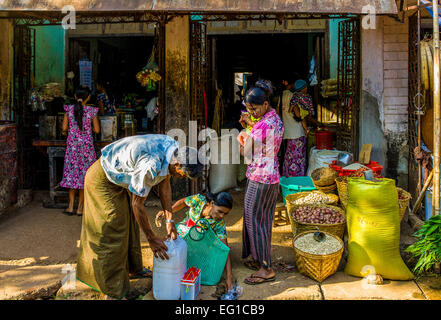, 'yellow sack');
344,177,414,280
